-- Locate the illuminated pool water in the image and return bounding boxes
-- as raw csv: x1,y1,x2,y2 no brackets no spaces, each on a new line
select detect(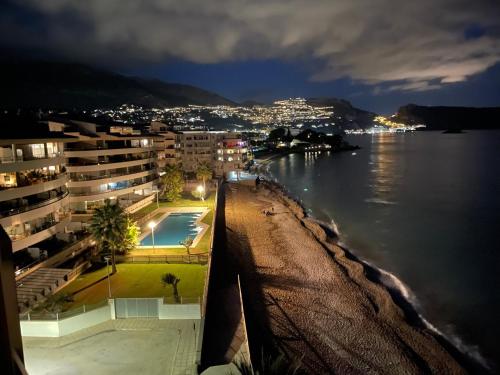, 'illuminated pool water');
140,212,203,247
